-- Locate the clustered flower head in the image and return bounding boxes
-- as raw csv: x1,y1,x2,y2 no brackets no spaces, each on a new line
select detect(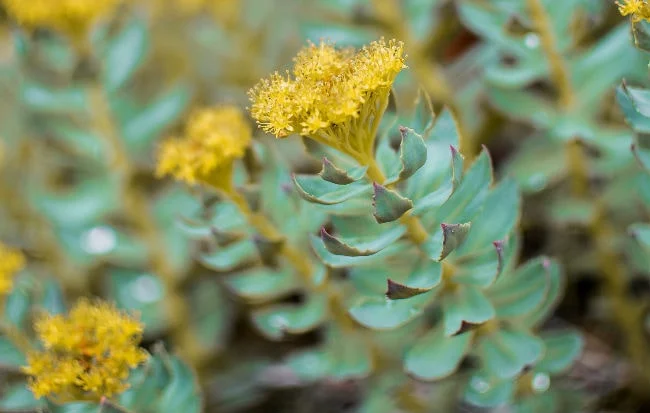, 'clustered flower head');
156,106,252,189
23,299,148,402
617,0,650,22
0,243,25,295
249,38,406,162
1,0,123,37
